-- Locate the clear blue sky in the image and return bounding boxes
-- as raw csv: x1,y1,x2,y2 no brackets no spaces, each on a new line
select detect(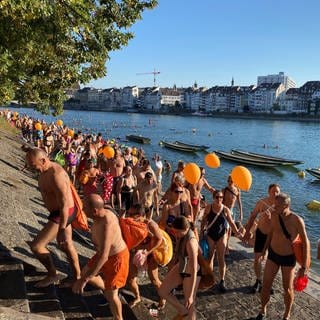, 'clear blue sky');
88,0,320,89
